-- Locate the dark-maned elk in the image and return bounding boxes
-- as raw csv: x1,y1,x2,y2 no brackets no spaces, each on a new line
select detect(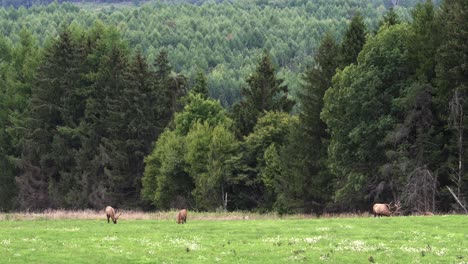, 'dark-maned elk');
177,209,187,224
372,201,401,217
105,206,121,224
